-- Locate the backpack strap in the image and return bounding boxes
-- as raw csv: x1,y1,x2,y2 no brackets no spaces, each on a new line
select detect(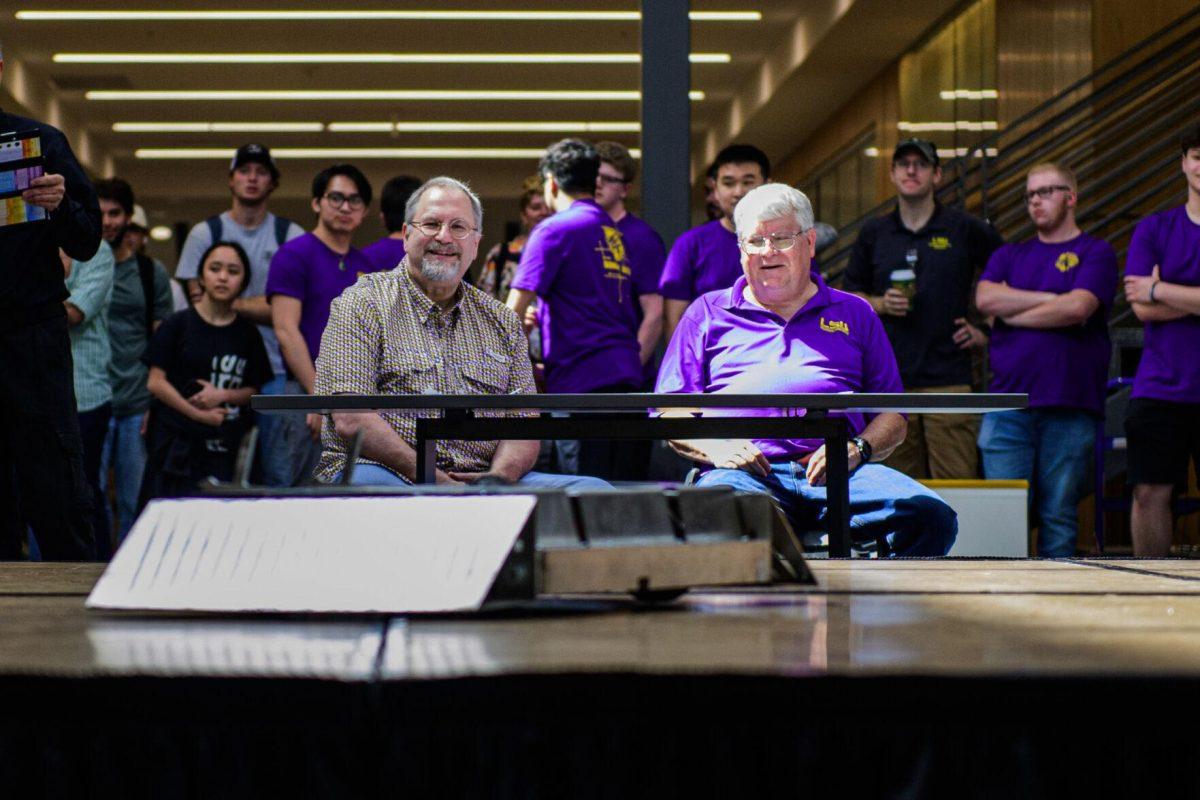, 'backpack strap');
273,215,293,247
135,253,156,339
205,214,223,247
